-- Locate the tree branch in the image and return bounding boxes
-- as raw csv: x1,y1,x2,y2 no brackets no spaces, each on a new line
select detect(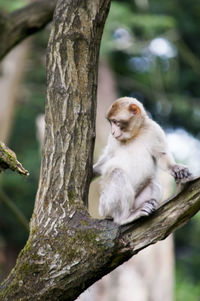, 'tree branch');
120,178,200,253
0,141,29,176
0,0,57,60
0,178,199,300
0,1,199,300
